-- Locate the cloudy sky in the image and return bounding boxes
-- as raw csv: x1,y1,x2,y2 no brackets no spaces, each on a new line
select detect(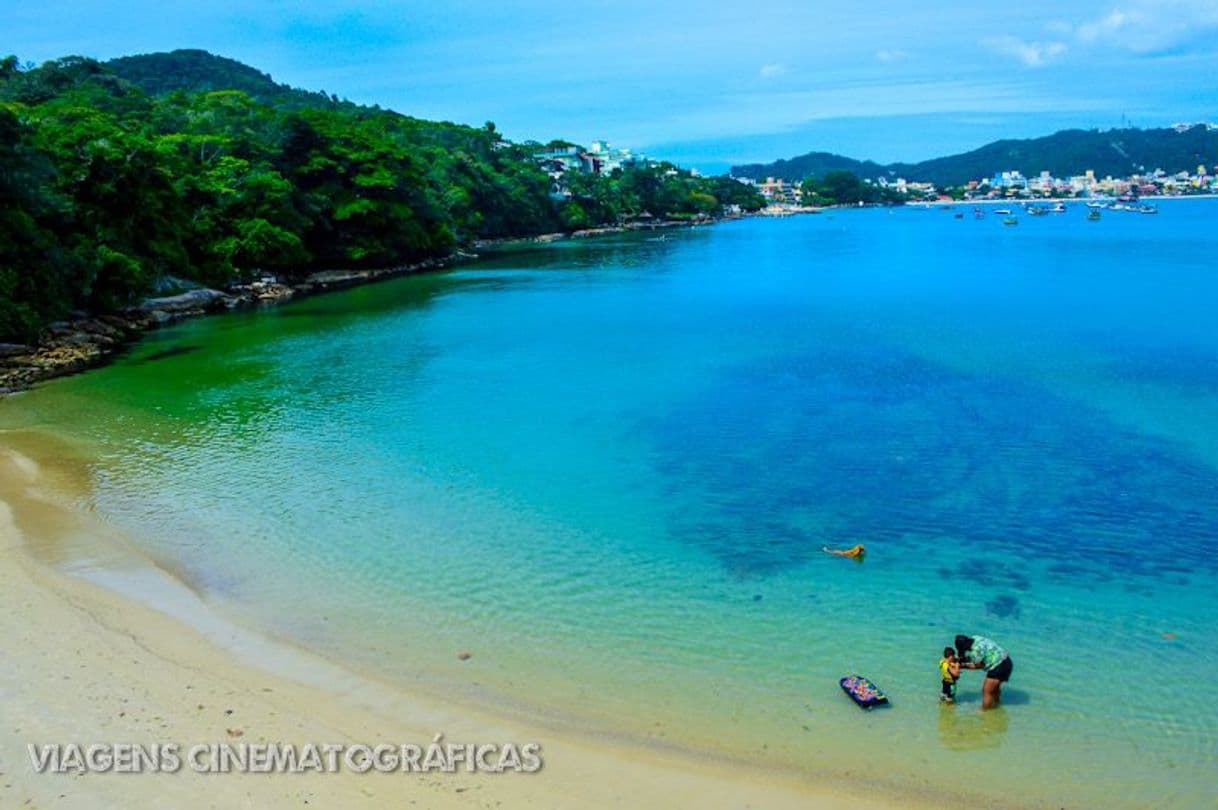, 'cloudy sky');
6,1,1218,171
